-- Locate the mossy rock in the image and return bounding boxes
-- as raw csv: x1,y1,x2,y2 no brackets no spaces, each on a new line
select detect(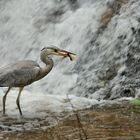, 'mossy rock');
130,99,140,106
